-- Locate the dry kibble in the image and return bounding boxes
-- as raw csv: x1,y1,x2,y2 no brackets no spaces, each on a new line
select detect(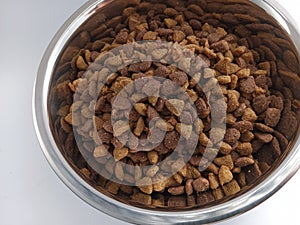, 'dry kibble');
218,165,233,186
136,177,153,194
214,155,234,170
94,145,108,158
113,147,128,161
192,177,210,192
236,142,253,156
222,180,241,196
234,157,255,167
208,173,219,189
50,0,299,209
134,117,145,136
